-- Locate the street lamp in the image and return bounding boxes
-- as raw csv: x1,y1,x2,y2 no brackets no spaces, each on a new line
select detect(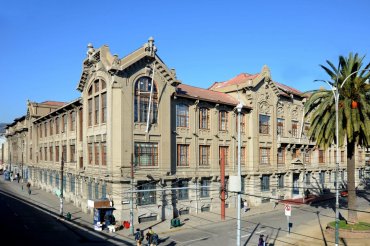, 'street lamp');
317,68,370,246
236,102,243,246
